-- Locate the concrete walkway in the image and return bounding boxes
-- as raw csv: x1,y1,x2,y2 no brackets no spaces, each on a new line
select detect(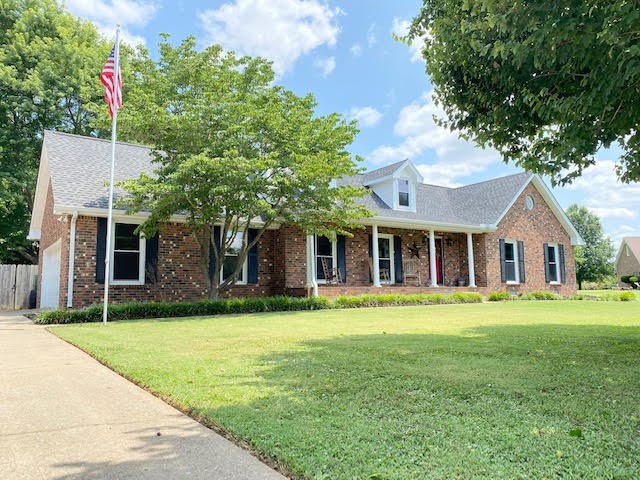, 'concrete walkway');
0,311,285,480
